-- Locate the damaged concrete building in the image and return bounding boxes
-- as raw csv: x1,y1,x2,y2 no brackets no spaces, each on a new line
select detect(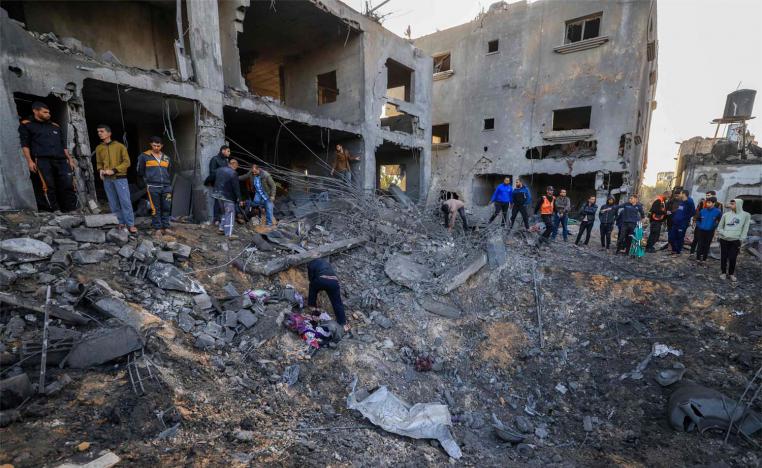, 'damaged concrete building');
414,0,657,211
674,89,761,215
0,0,432,215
